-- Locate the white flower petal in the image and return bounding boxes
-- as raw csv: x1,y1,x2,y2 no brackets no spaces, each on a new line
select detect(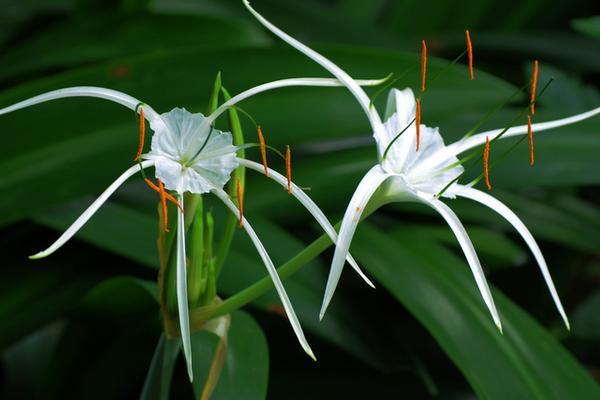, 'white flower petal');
379,89,417,163
144,108,238,194
242,0,385,137
384,88,416,128
152,108,232,160
450,106,600,155
207,77,388,125
237,158,375,288
456,185,570,329
211,187,315,360
29,160,154,259
415,191,503,332
321,165,390,319
0,86,163,127
176,194,193,382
